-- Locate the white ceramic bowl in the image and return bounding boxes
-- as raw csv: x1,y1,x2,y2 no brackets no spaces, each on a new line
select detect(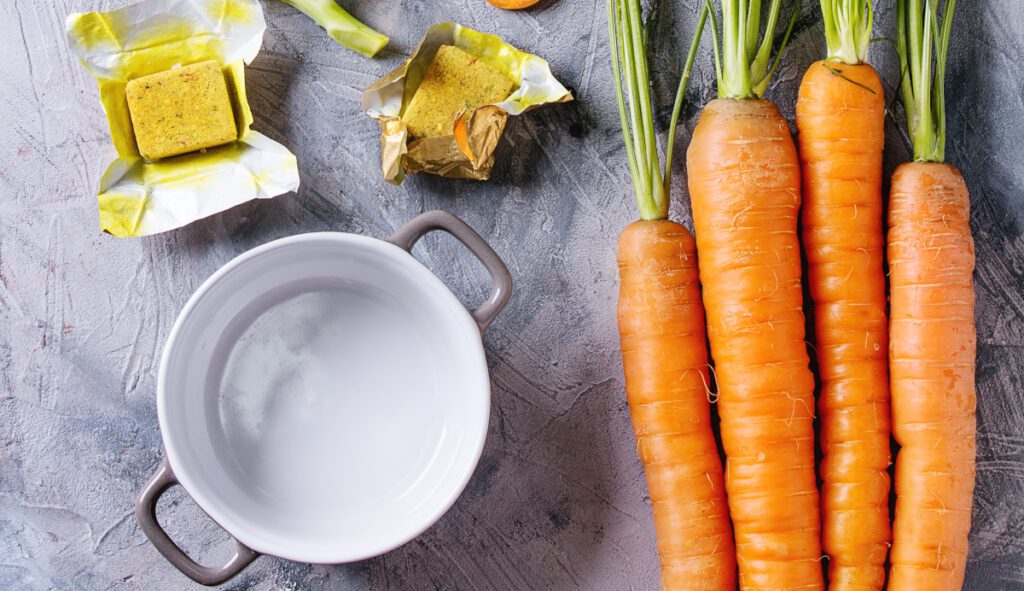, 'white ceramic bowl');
136,211,511,585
